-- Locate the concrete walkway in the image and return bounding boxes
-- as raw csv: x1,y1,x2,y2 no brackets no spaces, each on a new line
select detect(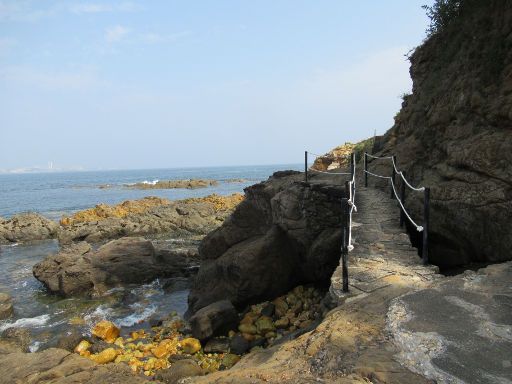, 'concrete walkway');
329,185,512,383
330,186,439,303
